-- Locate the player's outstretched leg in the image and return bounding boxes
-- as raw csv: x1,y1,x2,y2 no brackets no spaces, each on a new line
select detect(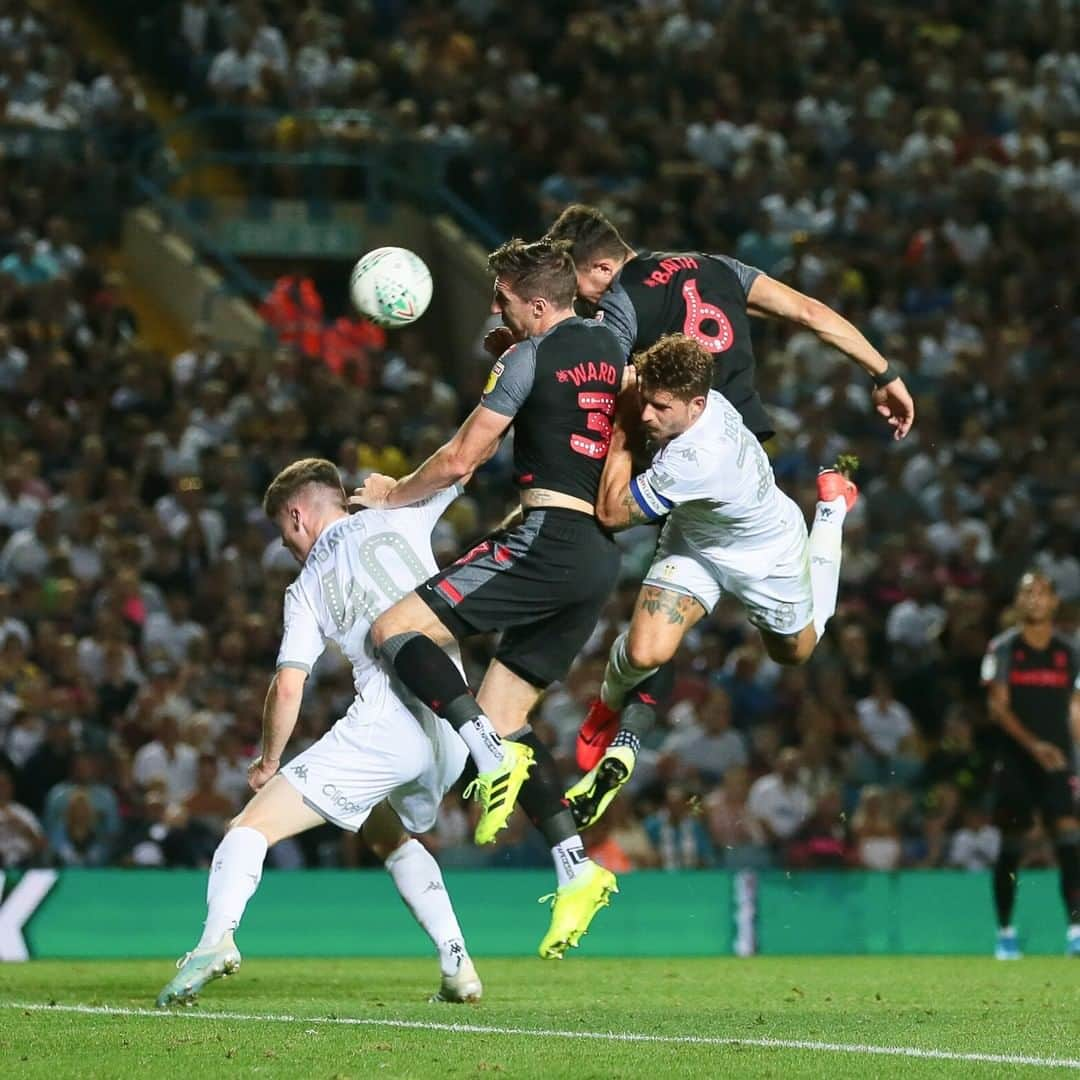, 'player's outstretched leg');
380,629,534,843
568,666,674,830
156,825,267,1006
809,454,859,640
367,804,481,1003
538,862,619,959
156,776,326,1007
